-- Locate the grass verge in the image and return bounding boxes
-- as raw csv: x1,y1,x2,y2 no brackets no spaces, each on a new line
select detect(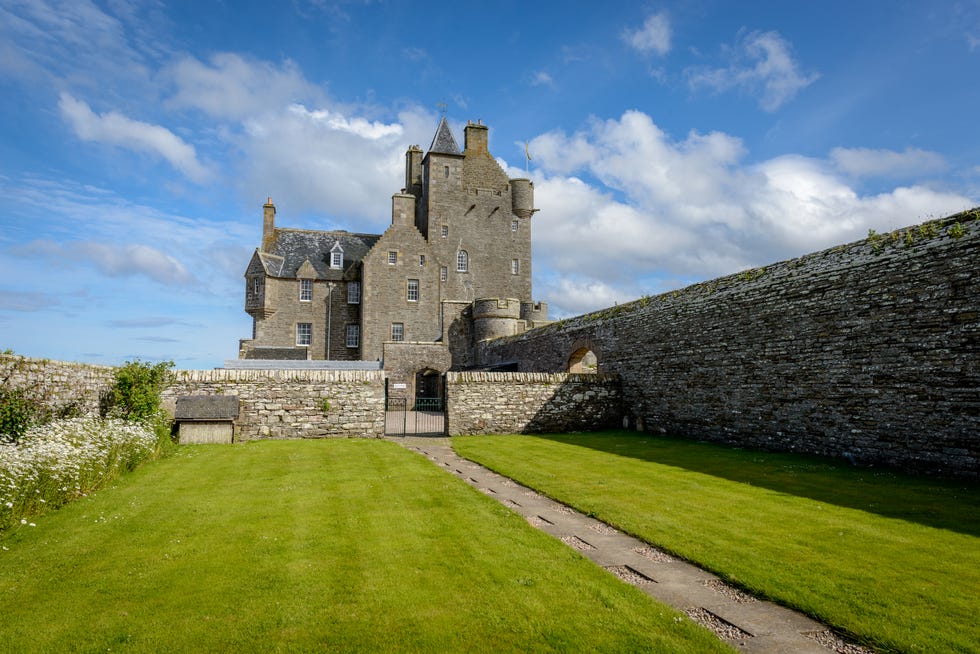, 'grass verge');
0,439,730,653
452,431,980,653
